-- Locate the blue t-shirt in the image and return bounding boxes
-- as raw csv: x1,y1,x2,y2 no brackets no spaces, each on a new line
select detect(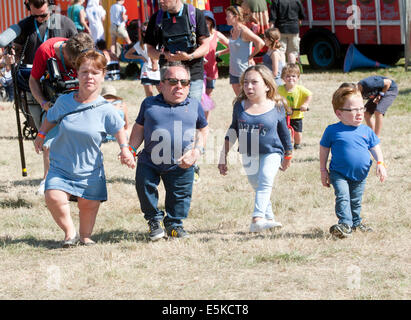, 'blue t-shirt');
136,94,208,171
227,100,292,156
358,76,397,99
320,122,380,181
47,92,125,179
